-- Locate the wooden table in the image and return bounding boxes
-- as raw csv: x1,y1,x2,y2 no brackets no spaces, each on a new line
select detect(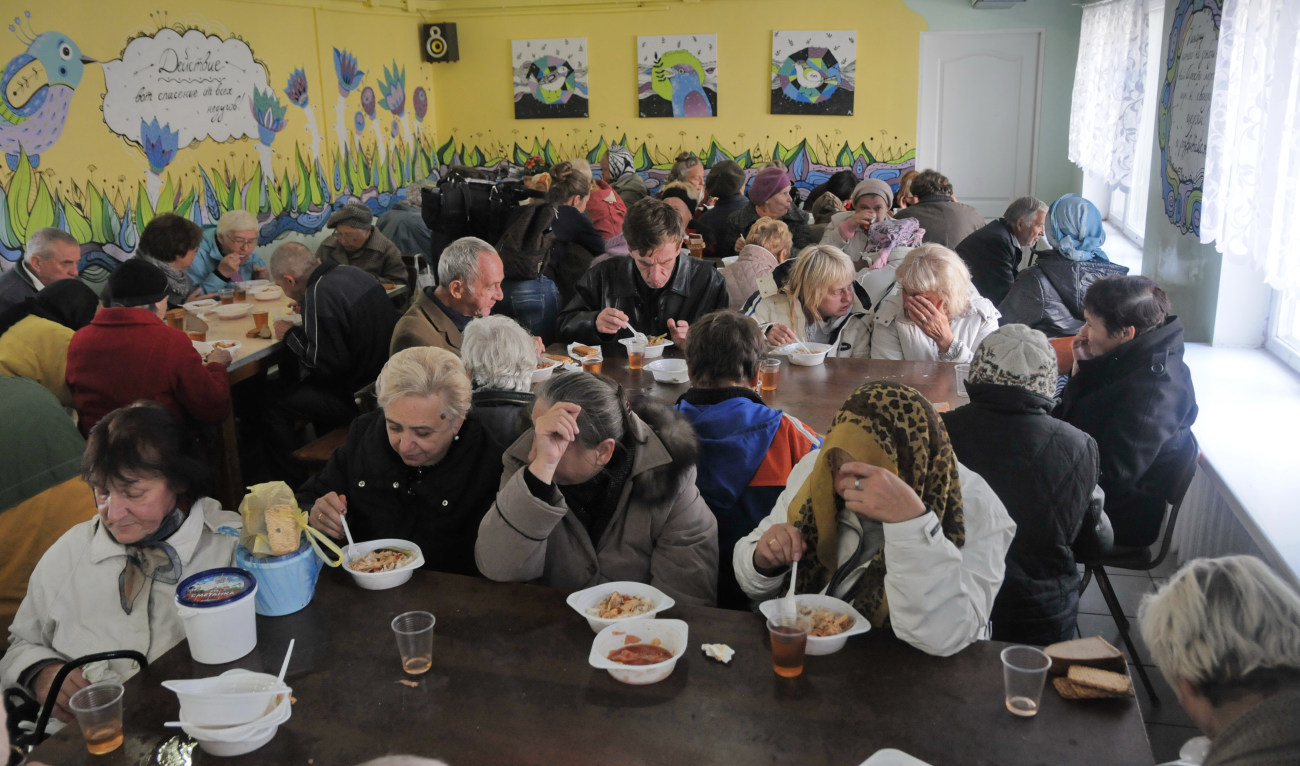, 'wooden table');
28,569,1153,765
